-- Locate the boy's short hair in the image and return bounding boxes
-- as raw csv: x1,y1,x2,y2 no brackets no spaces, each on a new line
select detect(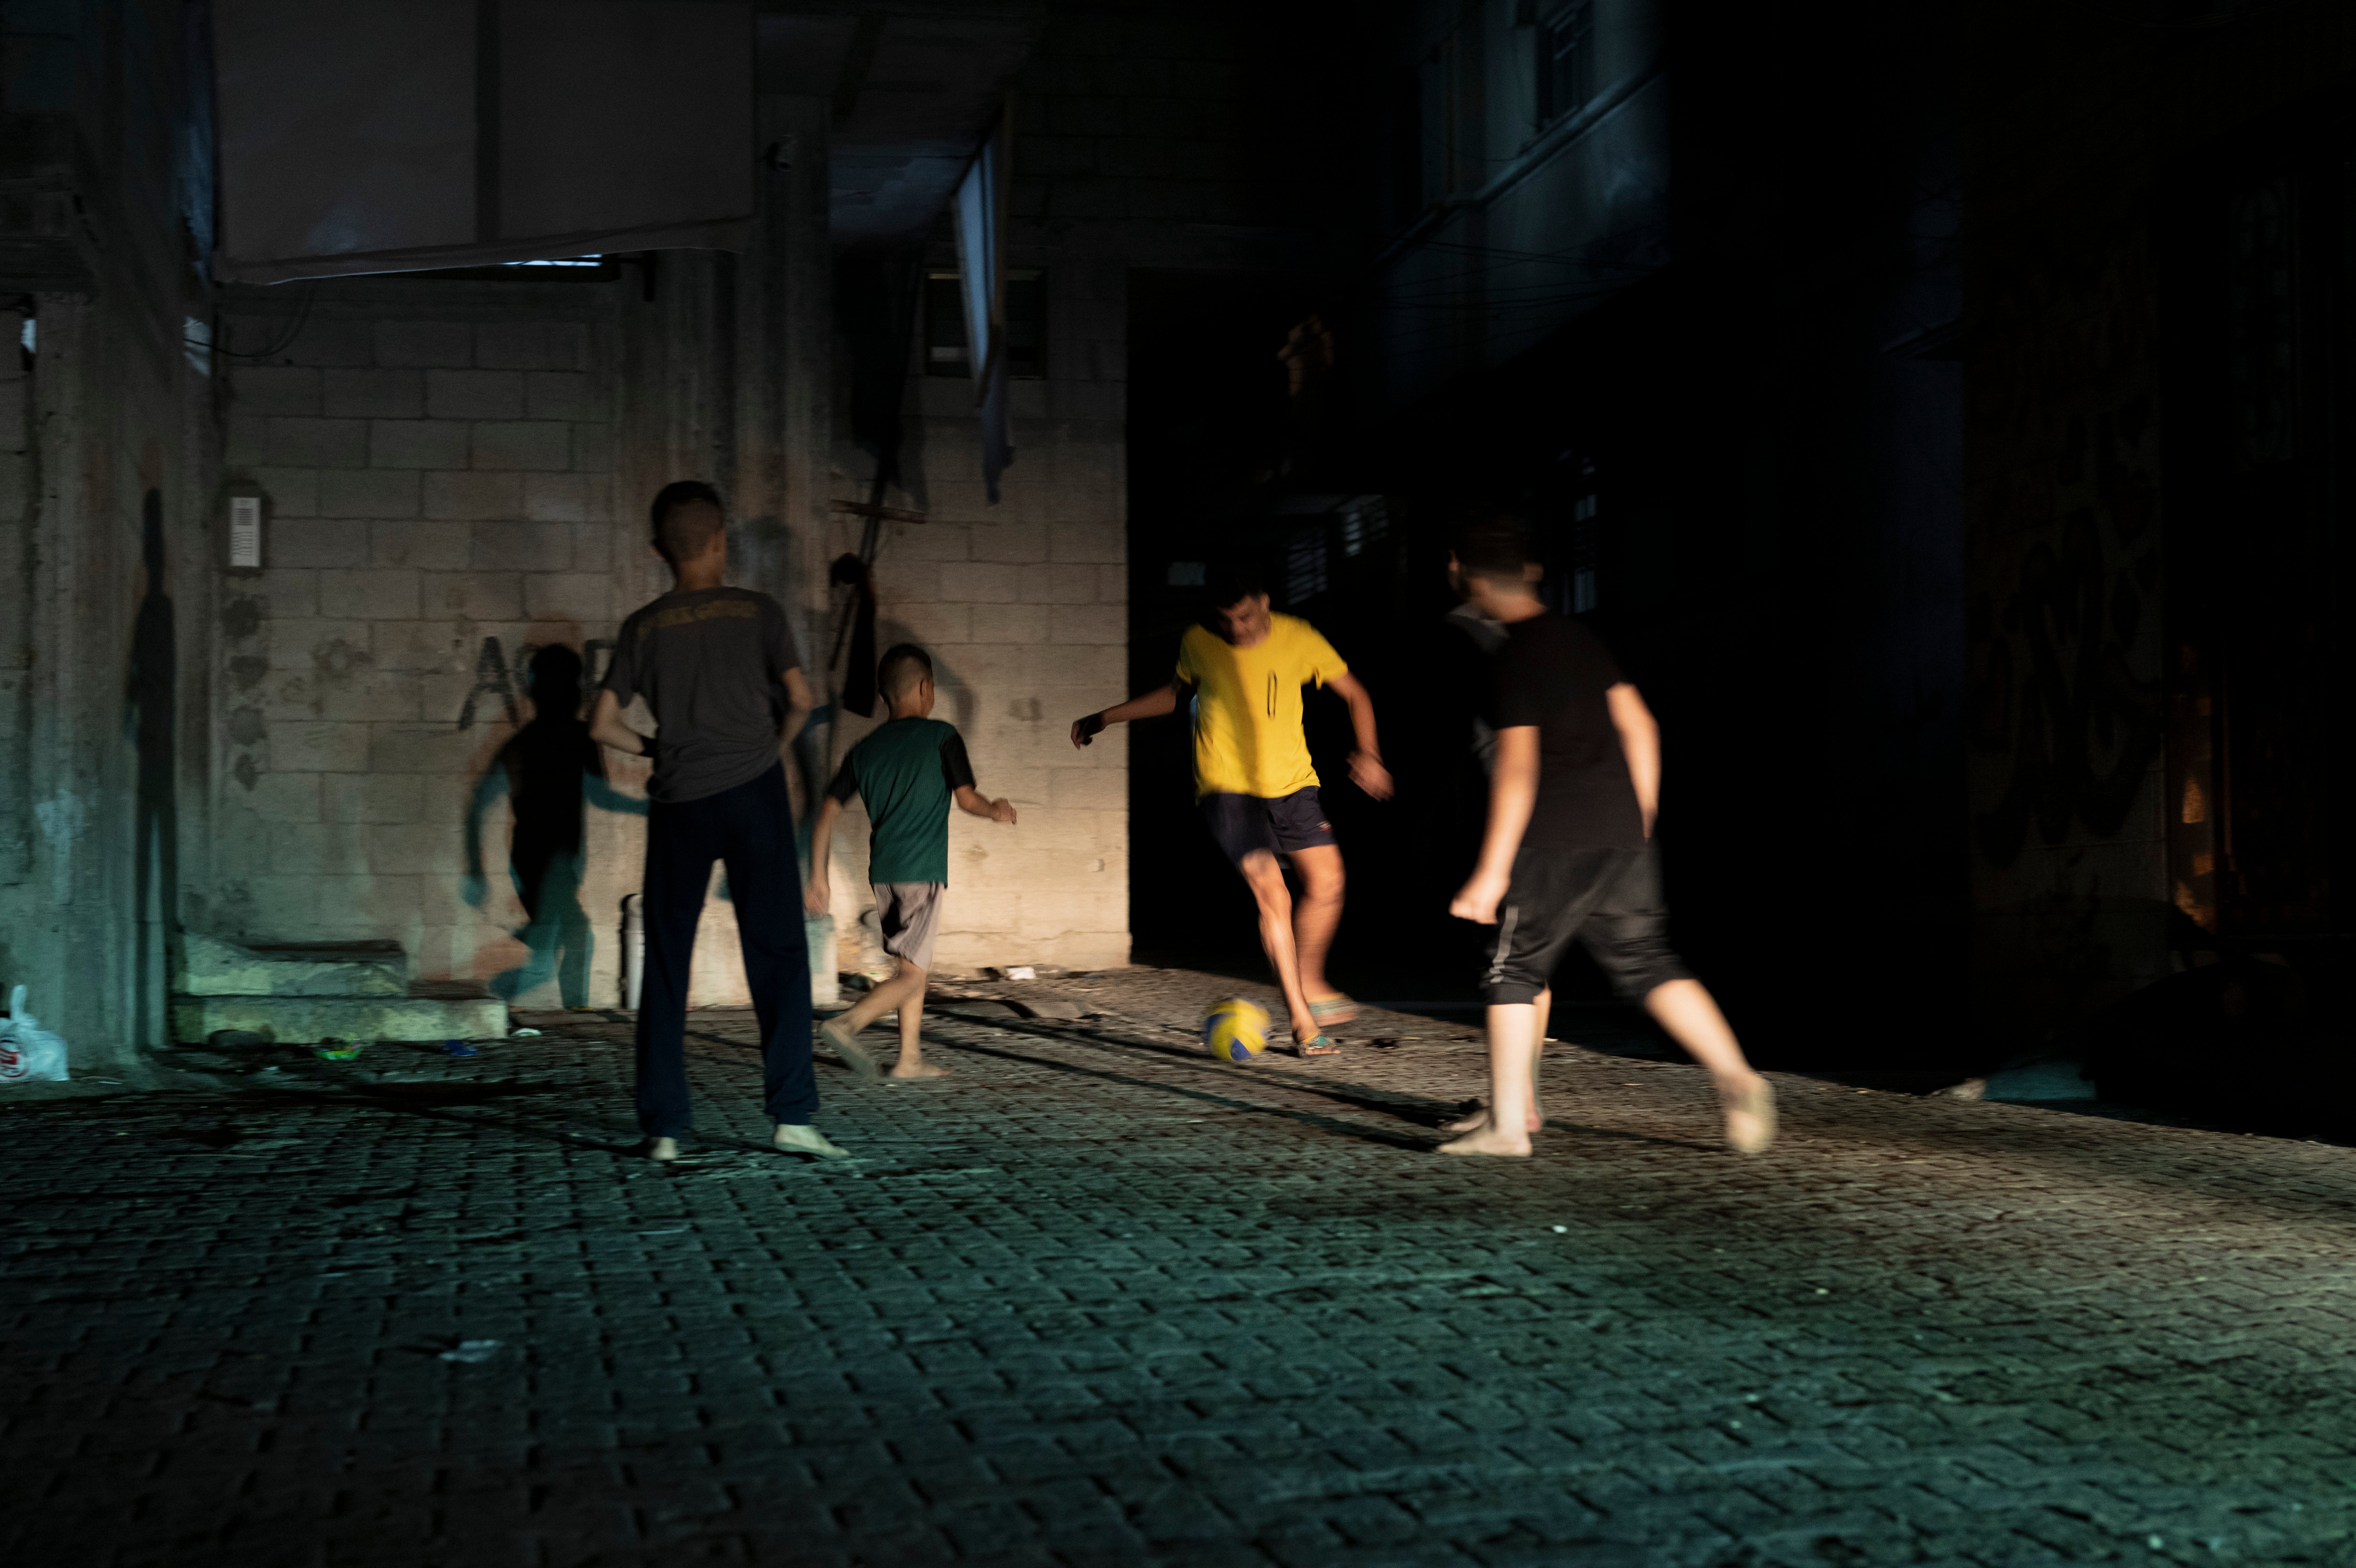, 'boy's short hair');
878,642,933,698
650,480,726,564
1205,559,1266,610
1454,513,1540,584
